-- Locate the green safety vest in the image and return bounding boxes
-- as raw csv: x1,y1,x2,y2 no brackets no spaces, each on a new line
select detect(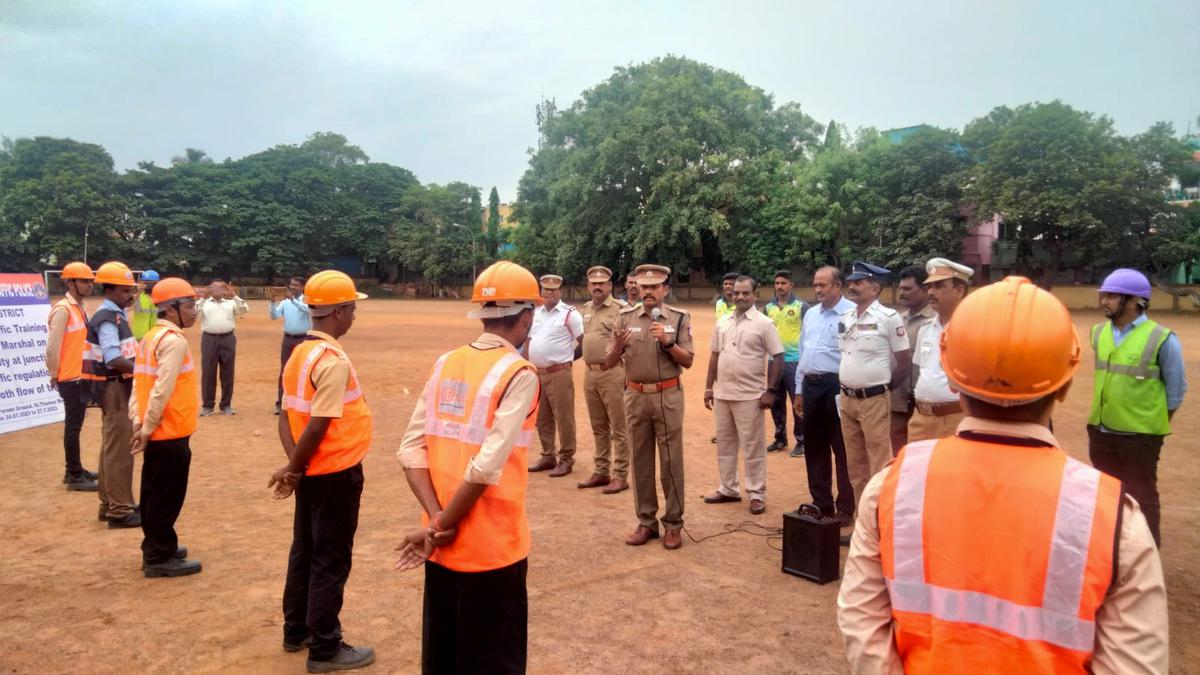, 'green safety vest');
132,292,157,340
1088,319,1171,435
